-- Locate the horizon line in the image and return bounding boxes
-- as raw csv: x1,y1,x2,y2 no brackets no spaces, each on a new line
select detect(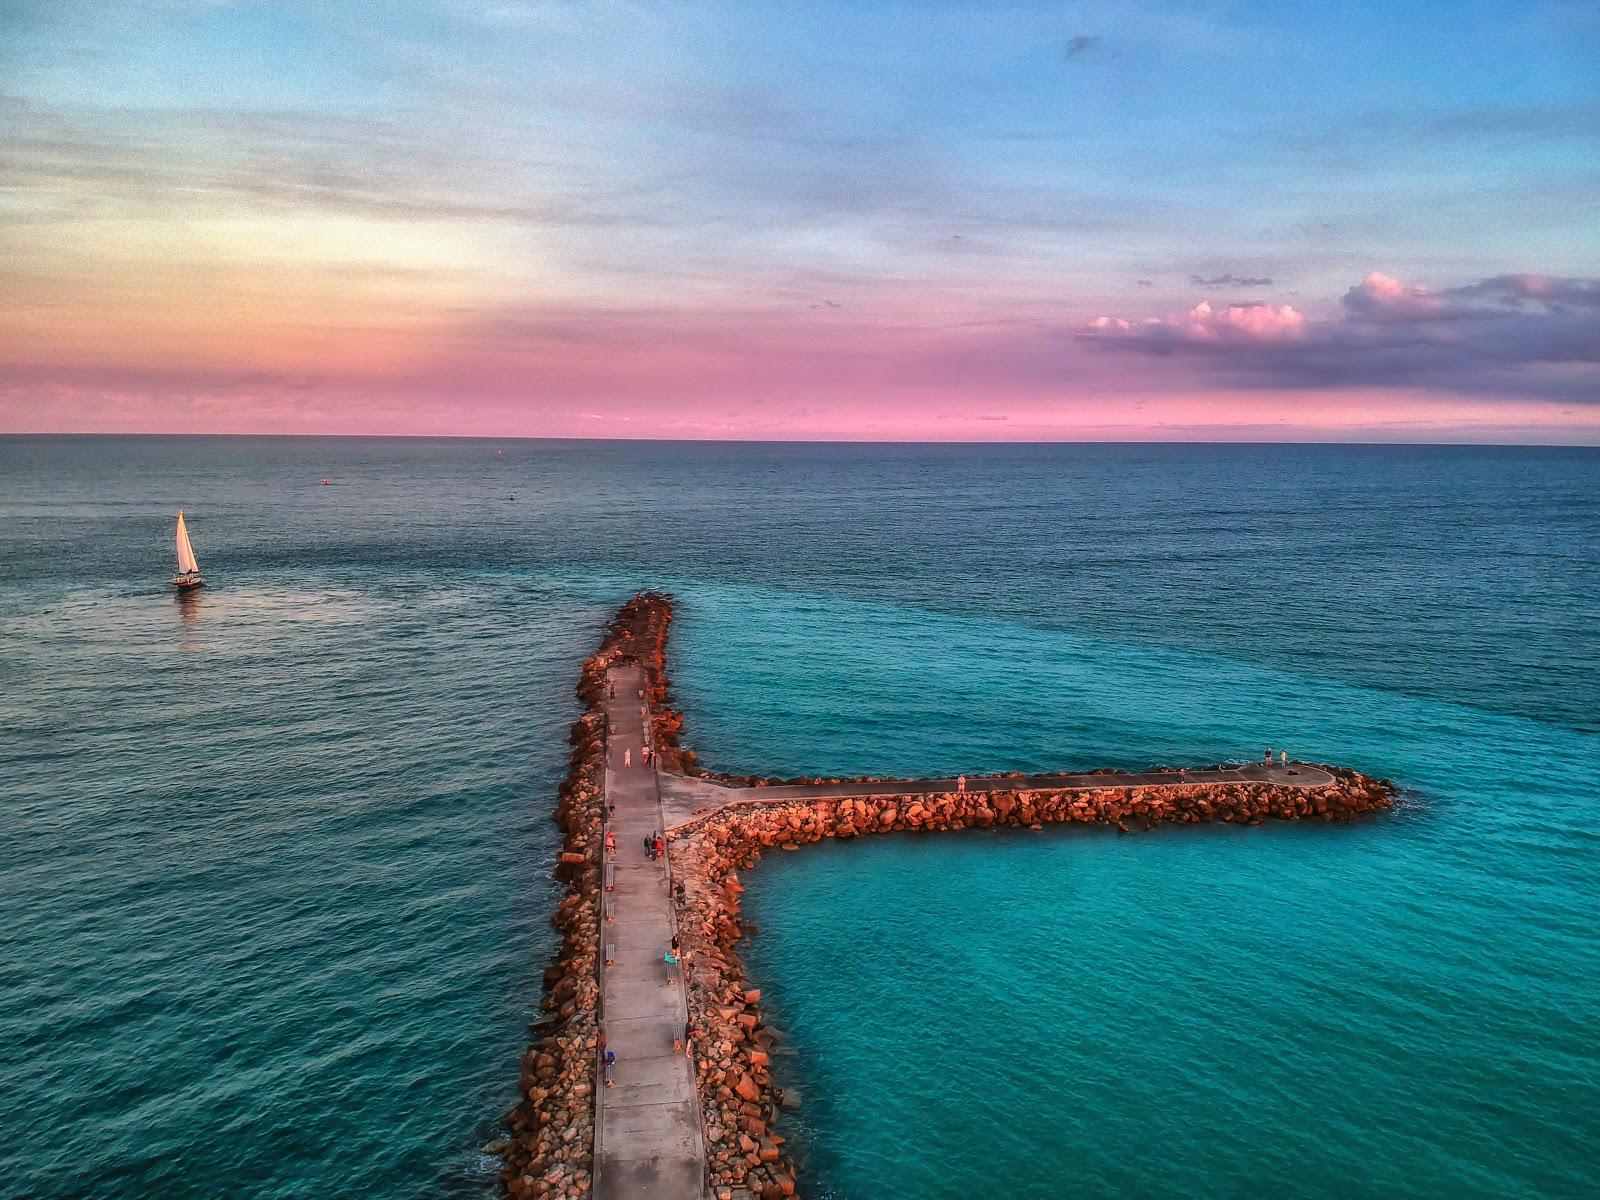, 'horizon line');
1,431,1596,450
